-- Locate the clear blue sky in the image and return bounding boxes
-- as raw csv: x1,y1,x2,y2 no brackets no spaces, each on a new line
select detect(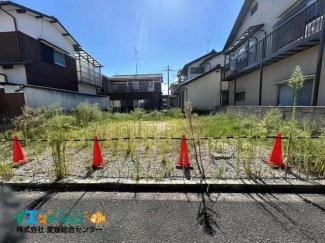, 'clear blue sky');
13,0,244,92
